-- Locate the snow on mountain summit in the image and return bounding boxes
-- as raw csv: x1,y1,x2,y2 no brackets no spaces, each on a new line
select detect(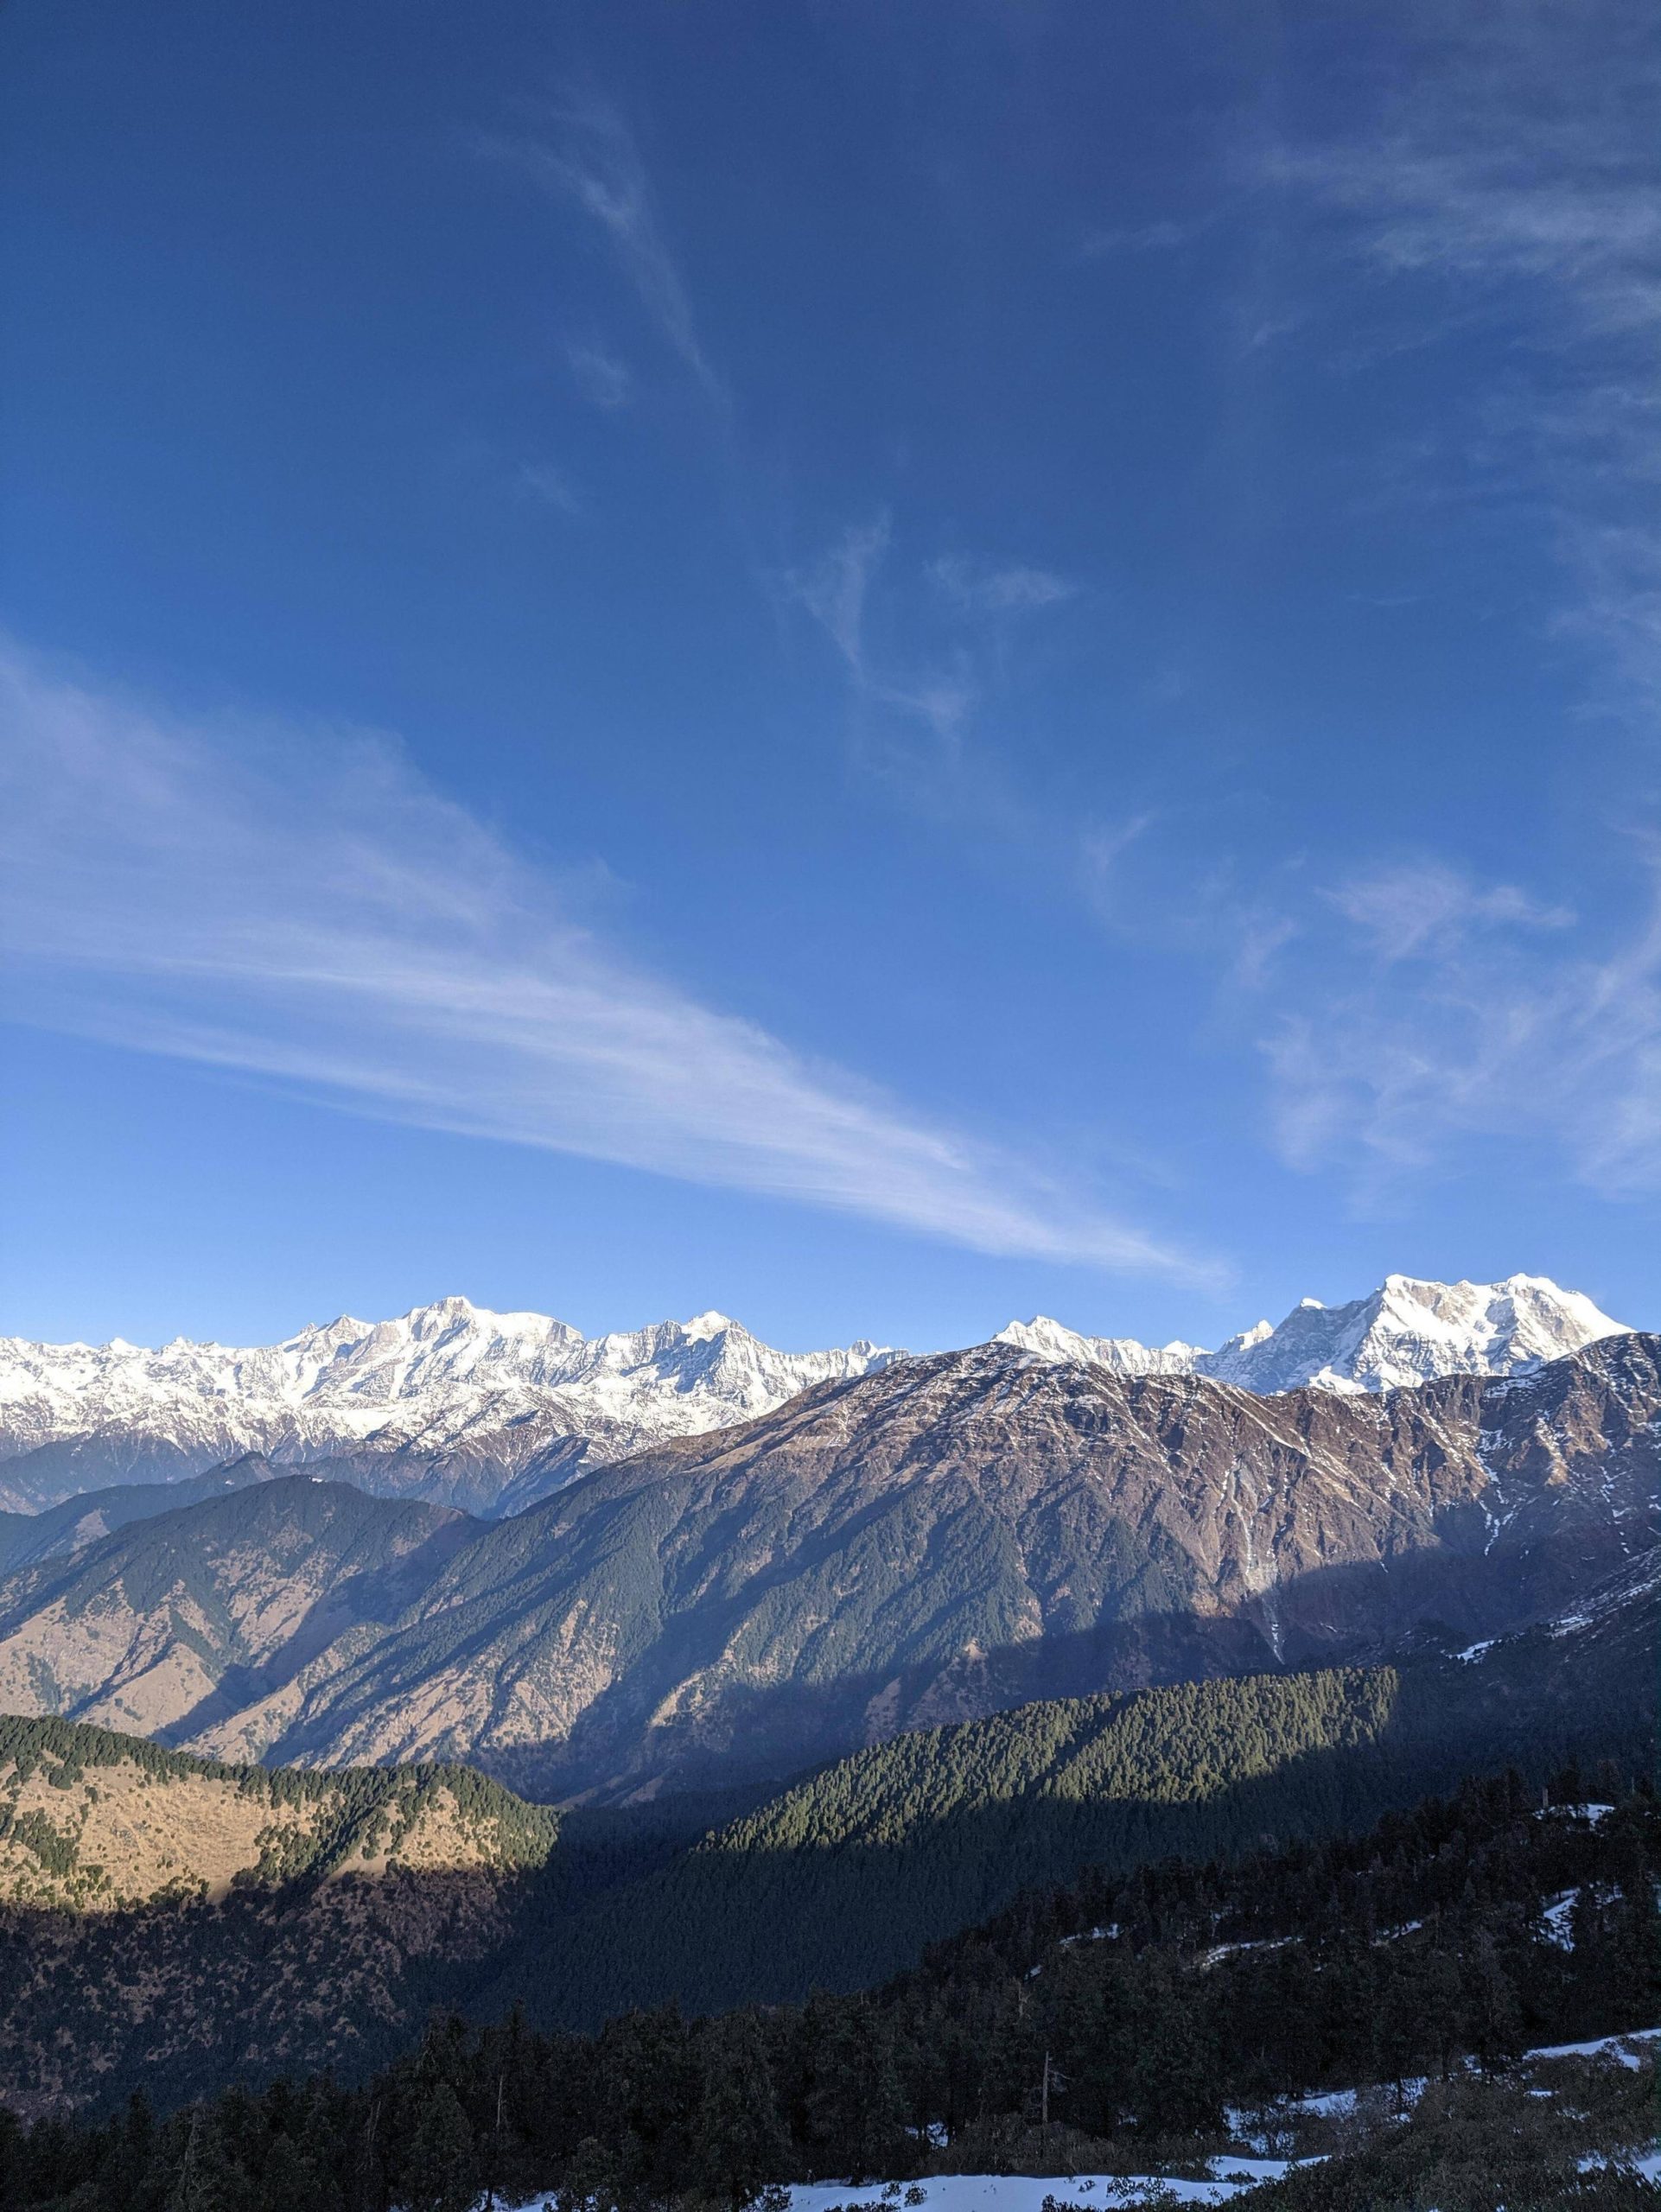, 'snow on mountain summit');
0,1300,902,1511
995,1317,1206,1376
0,1274,1632,1517
1000,1274,1629,1396
1206,1273,1630,1394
